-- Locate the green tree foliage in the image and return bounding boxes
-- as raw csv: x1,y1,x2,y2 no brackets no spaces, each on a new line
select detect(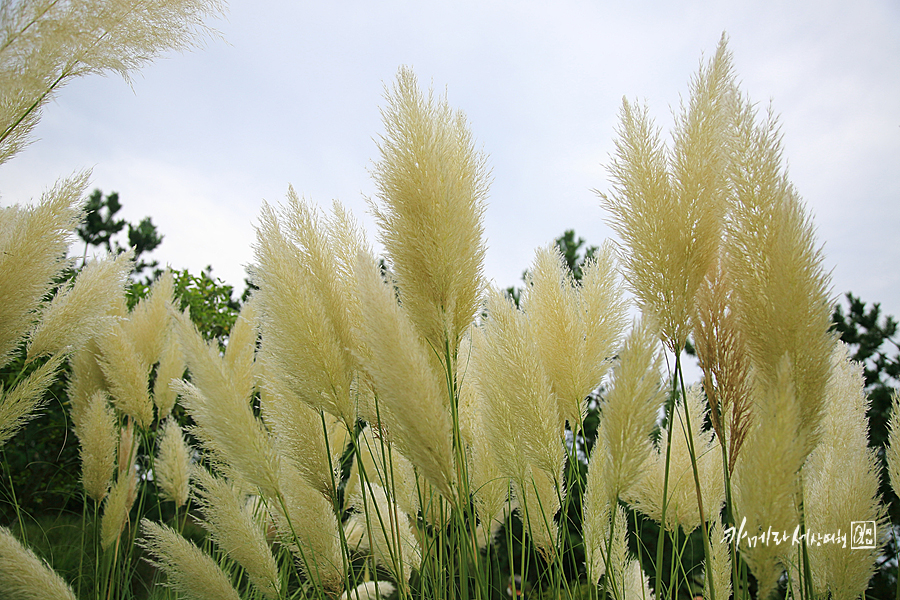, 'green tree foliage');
77,189,164,282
